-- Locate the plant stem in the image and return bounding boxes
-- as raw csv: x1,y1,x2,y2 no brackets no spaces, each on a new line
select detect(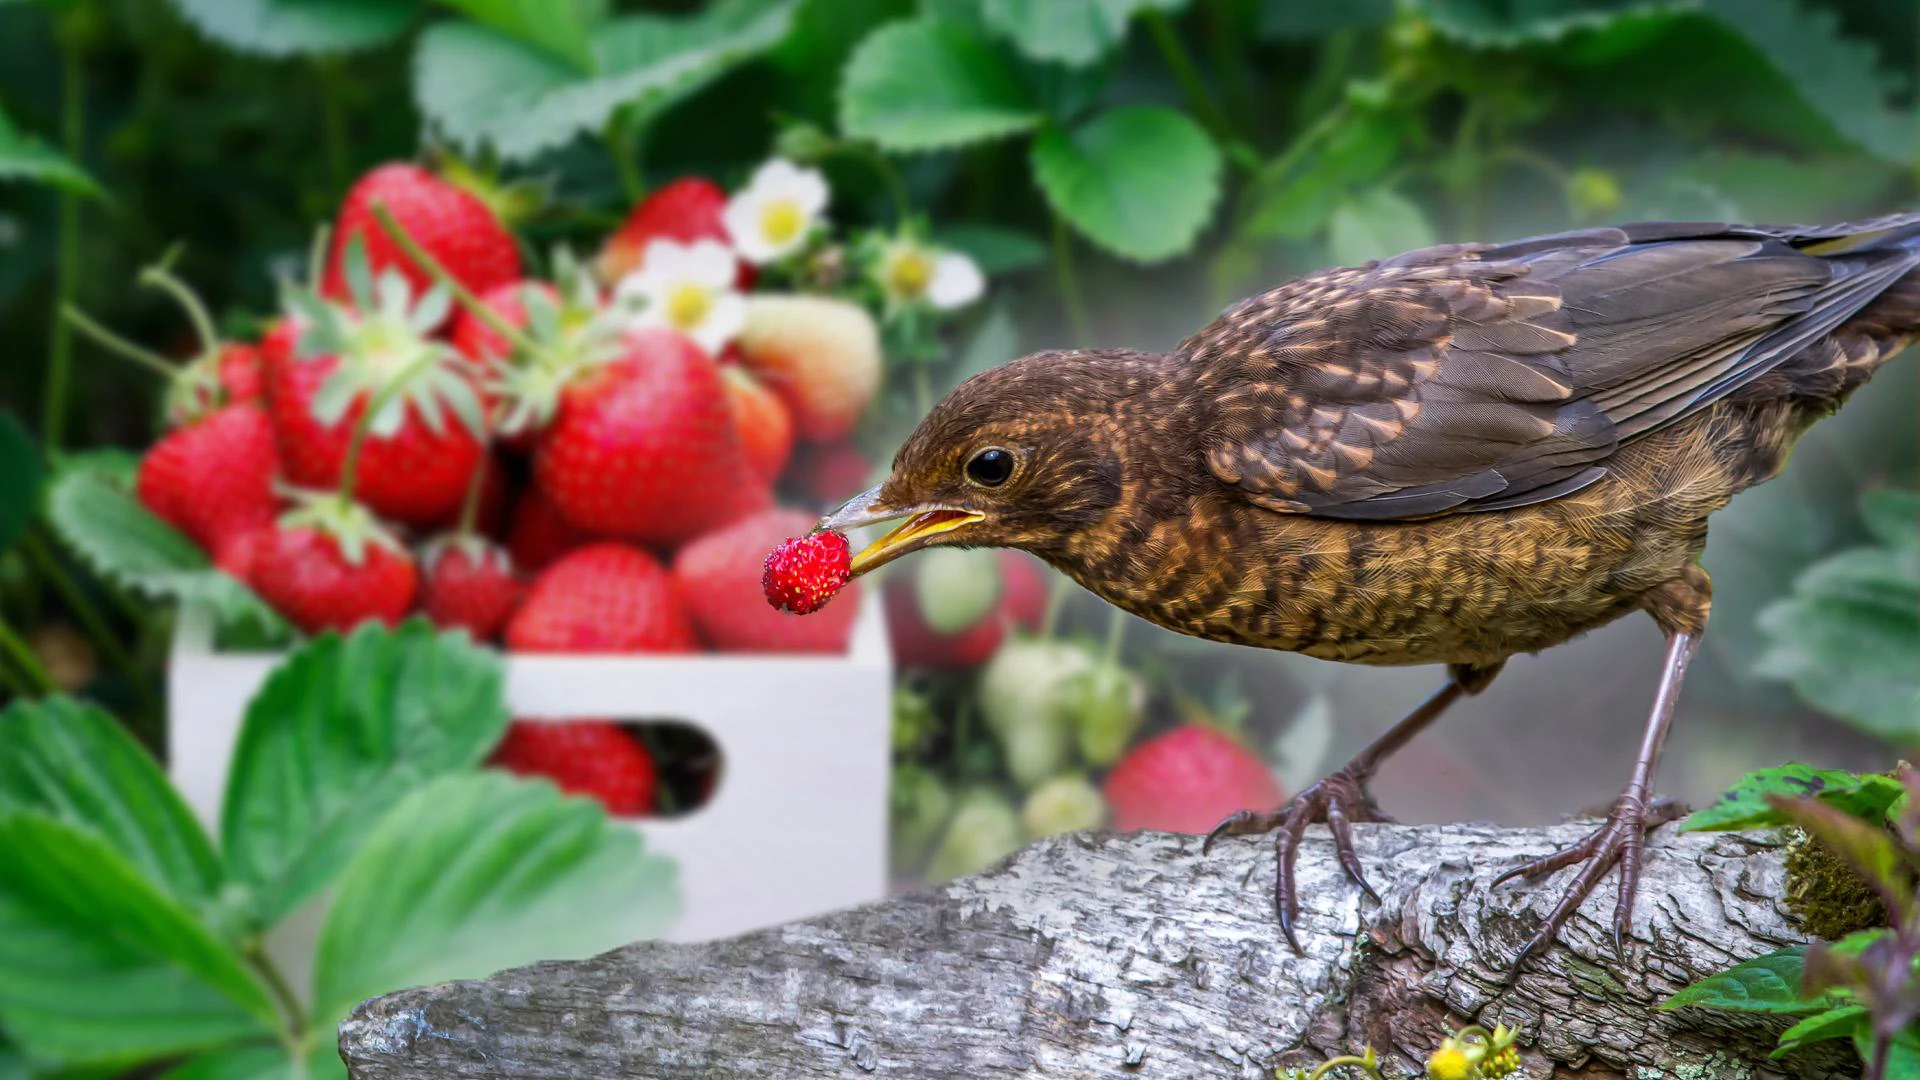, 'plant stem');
336,352,441,501
370,203,540,356
912,366,933,416
1050,213,1094,344
61,305,181,379
0,616,57,696
140,263,221,358
22,529,159,719
1098,605,1126,666
1141,9,1235,146
1038,573,1071,640
605,115,644,202
42,34,86,453
848,143,911,224
244,942,309,1047
453,439,491,536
